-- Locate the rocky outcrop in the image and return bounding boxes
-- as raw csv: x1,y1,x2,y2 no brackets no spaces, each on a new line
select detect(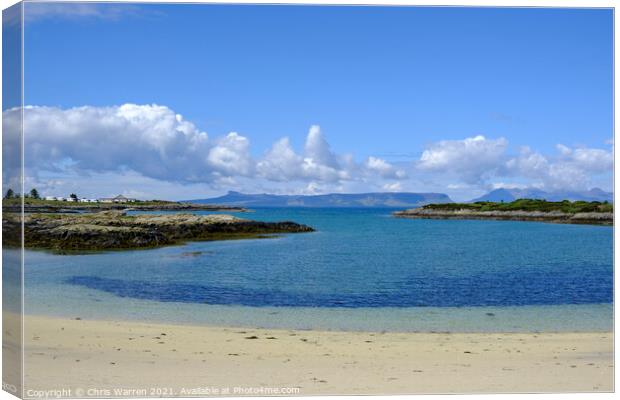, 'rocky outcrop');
393,208,613,226
3,211,314,251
